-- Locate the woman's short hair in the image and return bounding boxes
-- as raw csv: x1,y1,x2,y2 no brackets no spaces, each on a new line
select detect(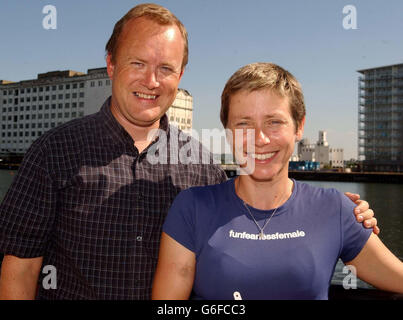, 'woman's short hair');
105,3,188,70
220,62,306,130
